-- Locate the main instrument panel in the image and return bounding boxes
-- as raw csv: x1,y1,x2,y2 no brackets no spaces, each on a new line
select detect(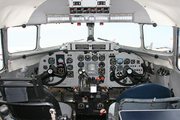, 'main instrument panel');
39,42,144,87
